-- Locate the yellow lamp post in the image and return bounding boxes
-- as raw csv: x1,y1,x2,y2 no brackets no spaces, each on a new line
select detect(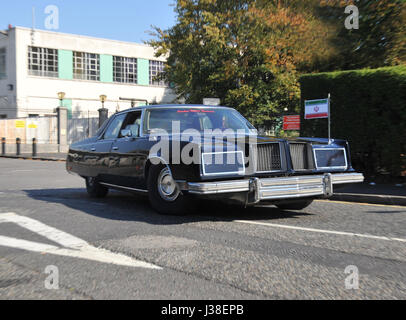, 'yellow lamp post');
57,92,66,107
98,95,108,129
99,94,107,108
